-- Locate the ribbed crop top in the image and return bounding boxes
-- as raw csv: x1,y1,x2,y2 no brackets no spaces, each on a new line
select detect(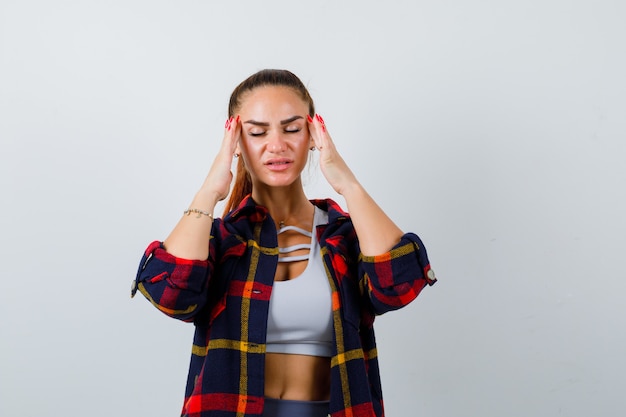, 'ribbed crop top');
266,207,333,358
